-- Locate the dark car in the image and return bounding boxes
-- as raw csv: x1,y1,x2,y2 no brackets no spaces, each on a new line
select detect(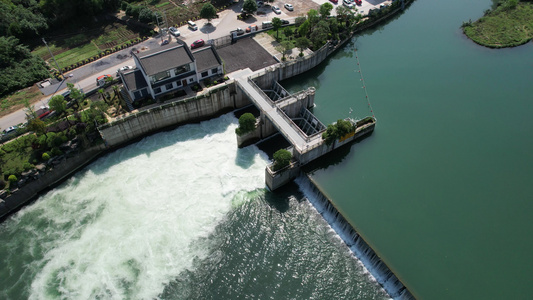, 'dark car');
354,0,362,4
191,39,205,49
329,0,338,3
281,19,290,25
